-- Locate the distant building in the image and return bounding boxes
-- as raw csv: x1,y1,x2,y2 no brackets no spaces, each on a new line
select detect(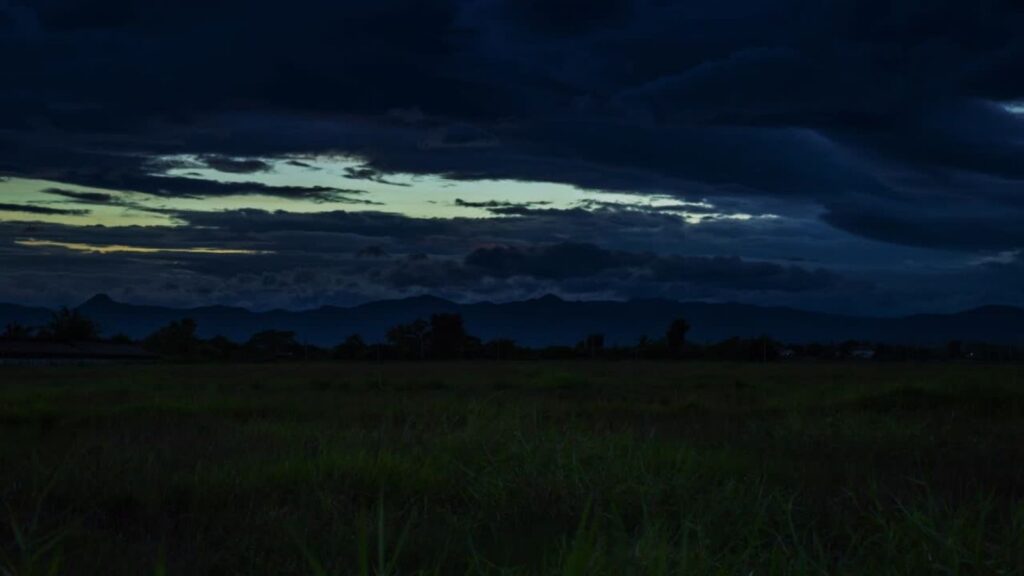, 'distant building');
0,341,157,365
